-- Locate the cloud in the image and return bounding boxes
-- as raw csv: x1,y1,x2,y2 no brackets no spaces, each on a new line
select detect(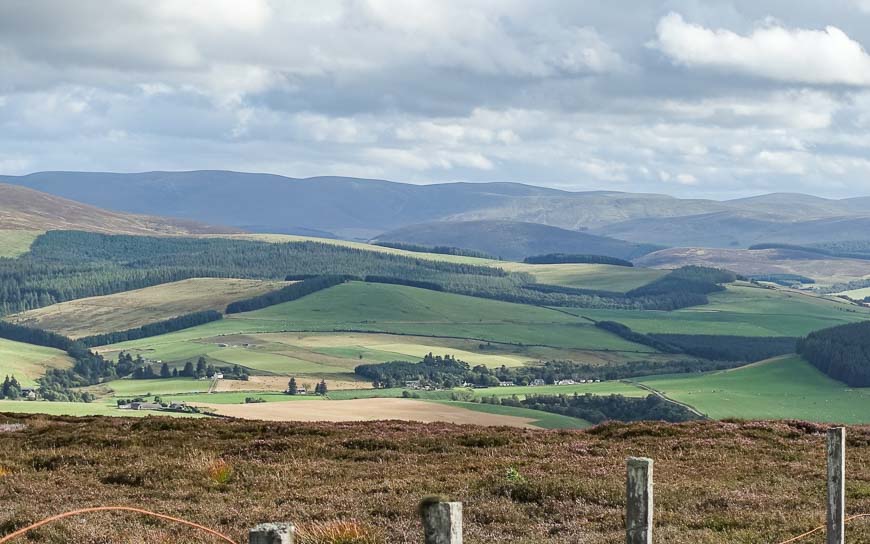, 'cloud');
654,13,870,86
